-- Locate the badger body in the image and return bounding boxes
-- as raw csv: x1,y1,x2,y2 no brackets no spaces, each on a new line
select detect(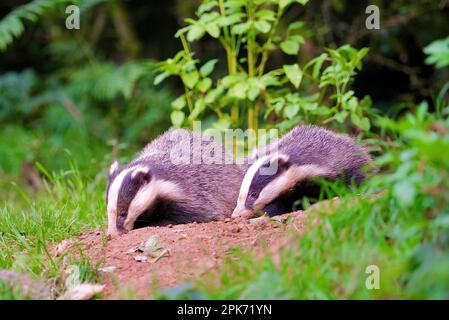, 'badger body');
232,125,371,218
106,129,244,237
